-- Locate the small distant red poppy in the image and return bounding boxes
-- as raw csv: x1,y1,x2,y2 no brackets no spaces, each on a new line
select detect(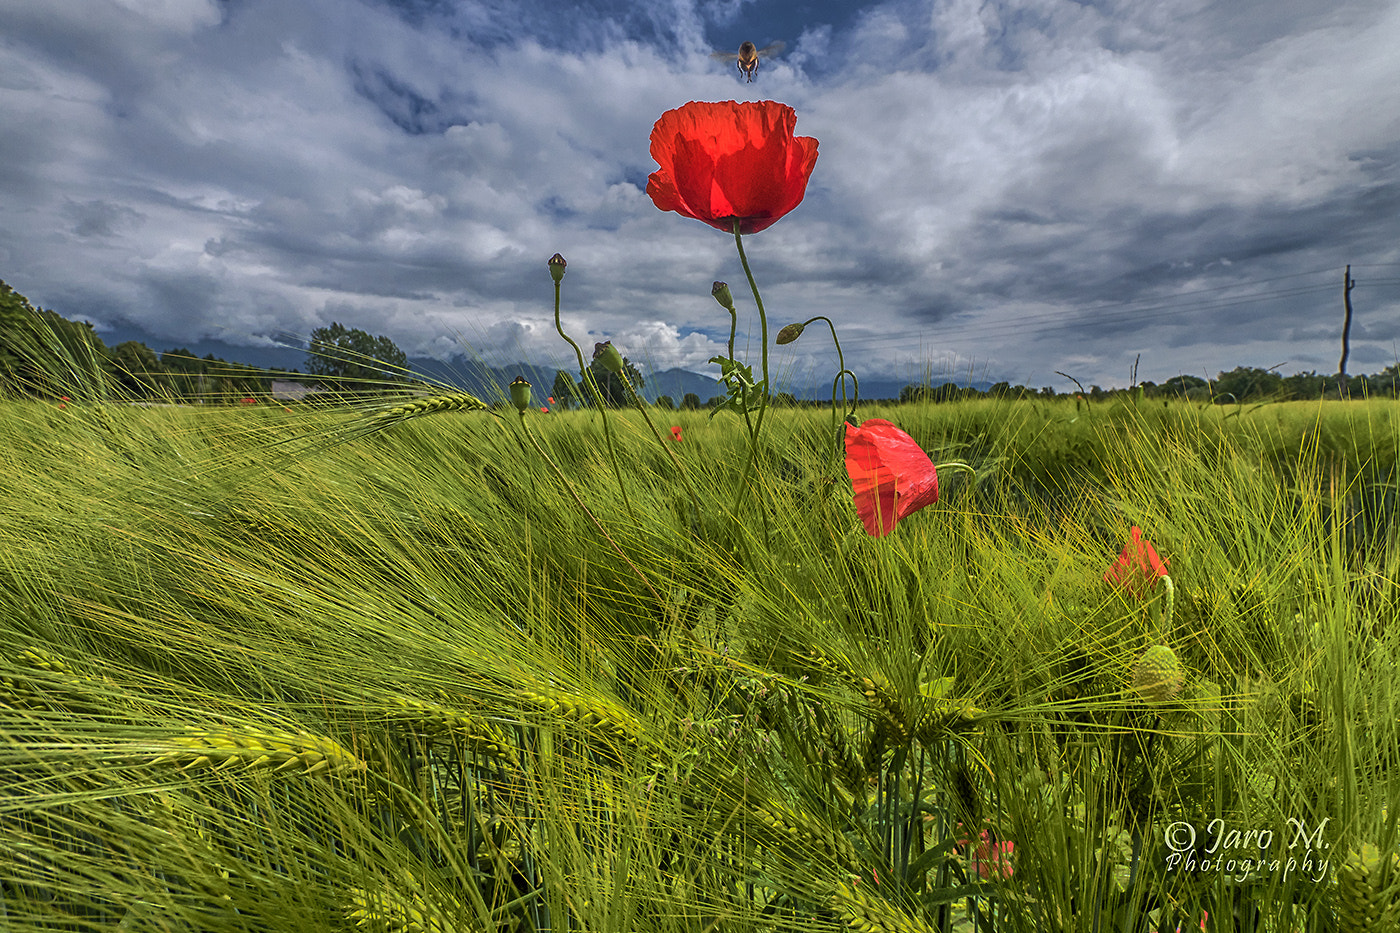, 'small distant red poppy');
844,419,939,537
972,839,1015,881
1105,526,1169,596
60,396,70,402
540,406,549,413
240,397,256,404
670,426,683,441
548,396,555,404
646,99,819,235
